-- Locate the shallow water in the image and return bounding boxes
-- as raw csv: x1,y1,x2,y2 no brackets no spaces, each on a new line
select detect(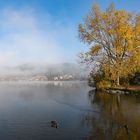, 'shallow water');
0,81,139,140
